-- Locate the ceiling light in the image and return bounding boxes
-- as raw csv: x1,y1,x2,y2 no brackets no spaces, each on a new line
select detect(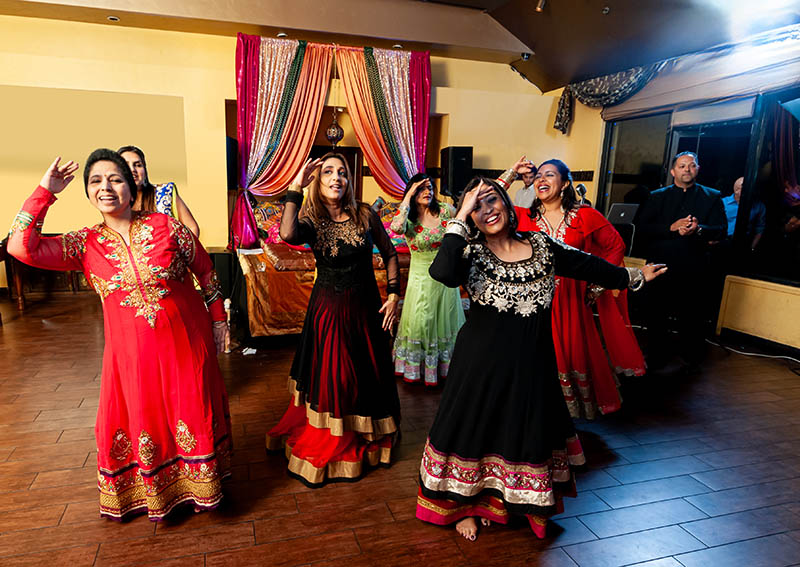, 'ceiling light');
535,0,546,12
107,15,120,22
392,44,403,49
276,32,288,38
